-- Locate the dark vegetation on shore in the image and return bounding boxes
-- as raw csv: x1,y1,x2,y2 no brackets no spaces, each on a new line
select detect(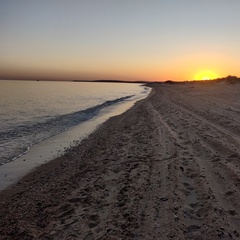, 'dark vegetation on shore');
51,75,240,84
73,79,148,84
165,75,240,85
1,75,240,84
